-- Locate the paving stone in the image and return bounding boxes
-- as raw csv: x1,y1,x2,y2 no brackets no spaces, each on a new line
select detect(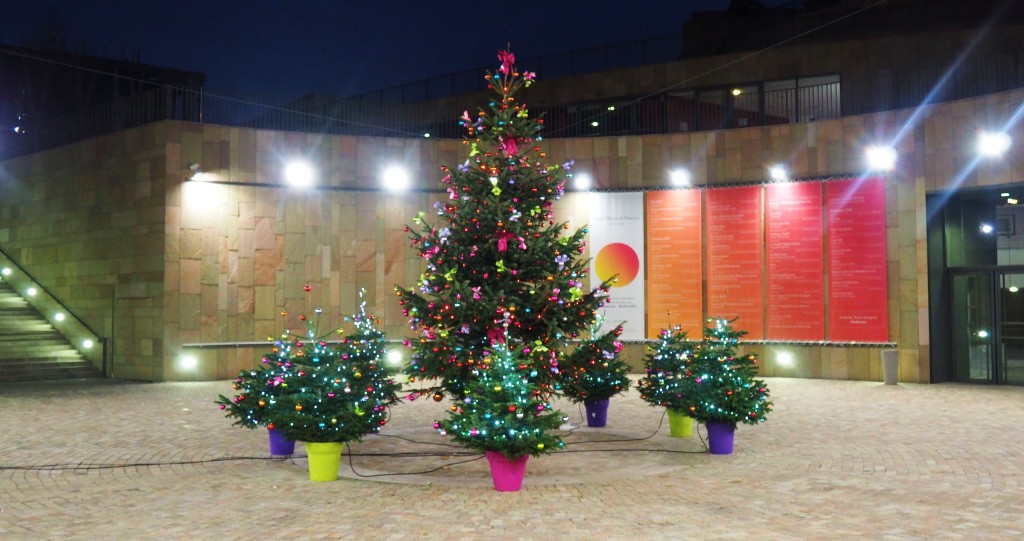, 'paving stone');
0,378,1022,540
